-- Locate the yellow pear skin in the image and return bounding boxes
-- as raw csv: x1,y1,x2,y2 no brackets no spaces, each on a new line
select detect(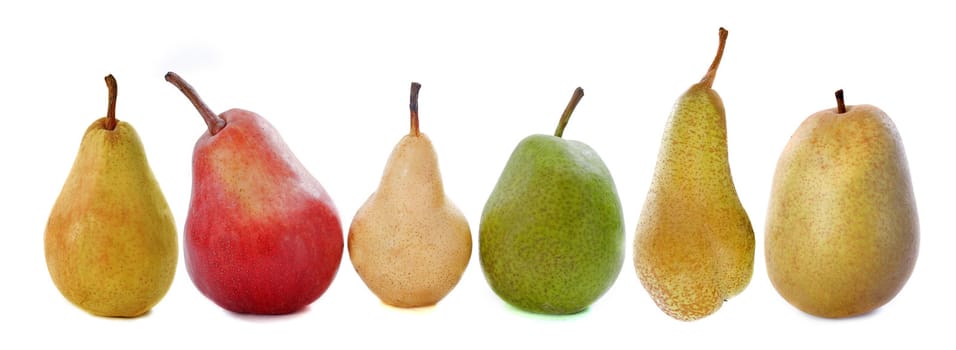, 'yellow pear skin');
348,83,472,308
45,75,178,317
765,90,919,318
634,28,755,321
